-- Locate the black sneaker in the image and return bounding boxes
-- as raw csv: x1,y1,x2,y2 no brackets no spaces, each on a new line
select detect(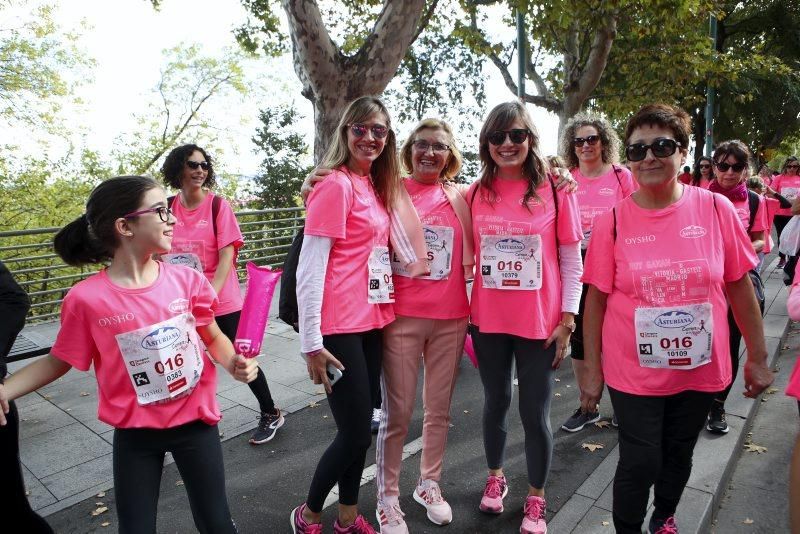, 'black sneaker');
706,402,729,434
611,413,619,428
250,409,284,445
649,515,678,533
371,408,382,434
561,407,601,432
